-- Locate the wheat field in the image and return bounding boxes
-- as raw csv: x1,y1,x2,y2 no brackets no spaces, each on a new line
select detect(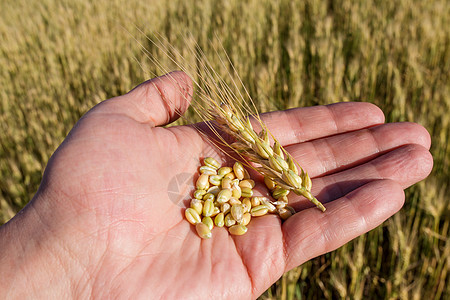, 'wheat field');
0,0,448,298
